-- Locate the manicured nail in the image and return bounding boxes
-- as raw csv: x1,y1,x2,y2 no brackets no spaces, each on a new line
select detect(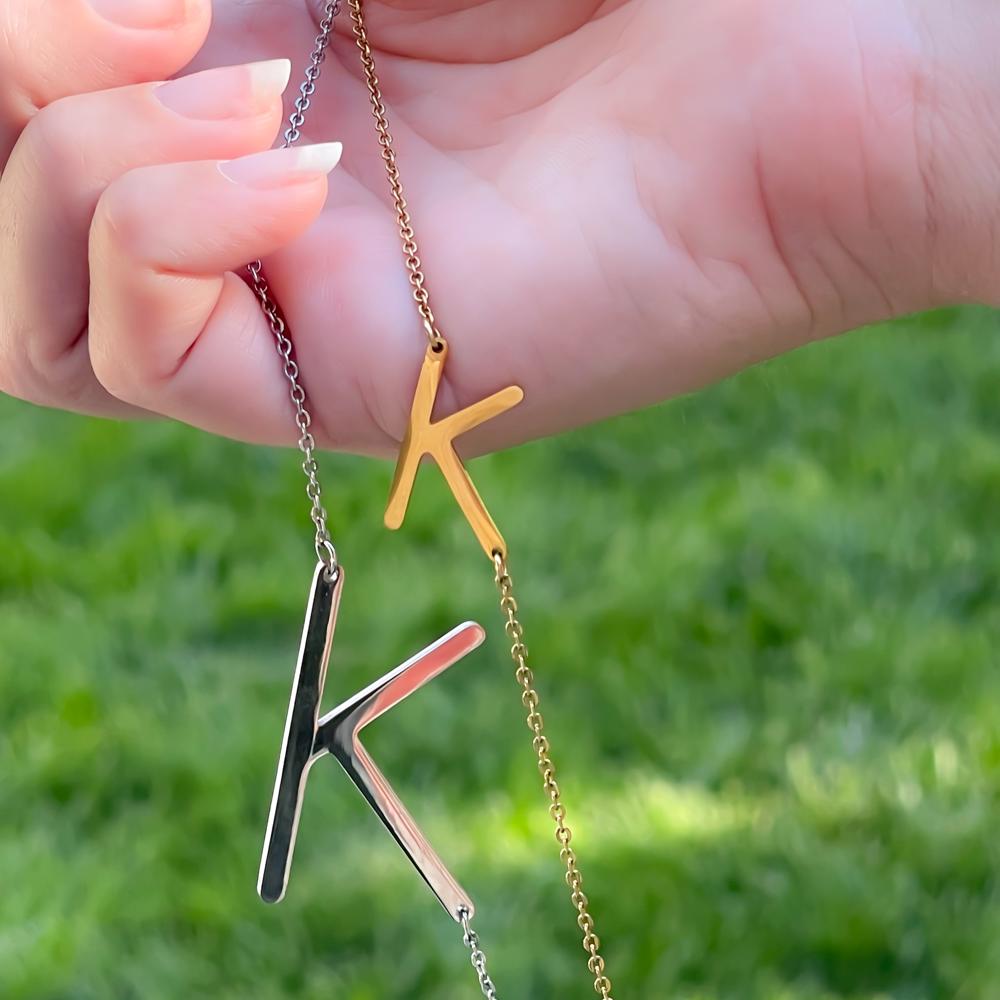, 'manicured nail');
88,0,191,29
219,143,344,188
156,61,292,121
